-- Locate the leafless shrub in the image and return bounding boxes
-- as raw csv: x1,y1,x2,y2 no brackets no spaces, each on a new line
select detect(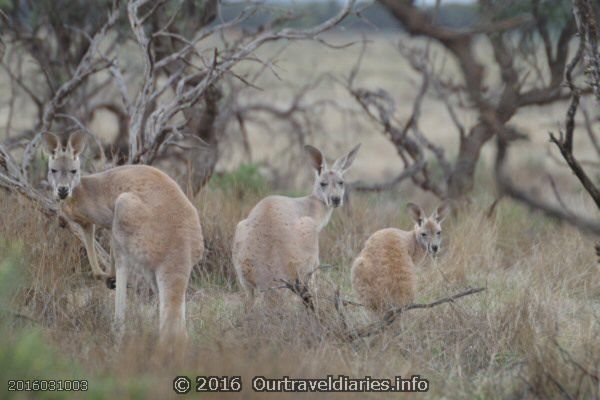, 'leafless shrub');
268,264,485,343
0,0,358,270
345,1,581,203
495,0,600,235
